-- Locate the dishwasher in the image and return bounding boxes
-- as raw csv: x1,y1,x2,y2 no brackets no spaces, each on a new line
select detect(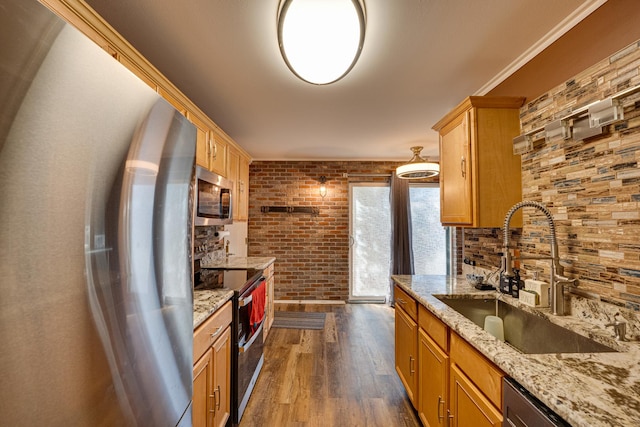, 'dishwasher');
503,378,572,427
